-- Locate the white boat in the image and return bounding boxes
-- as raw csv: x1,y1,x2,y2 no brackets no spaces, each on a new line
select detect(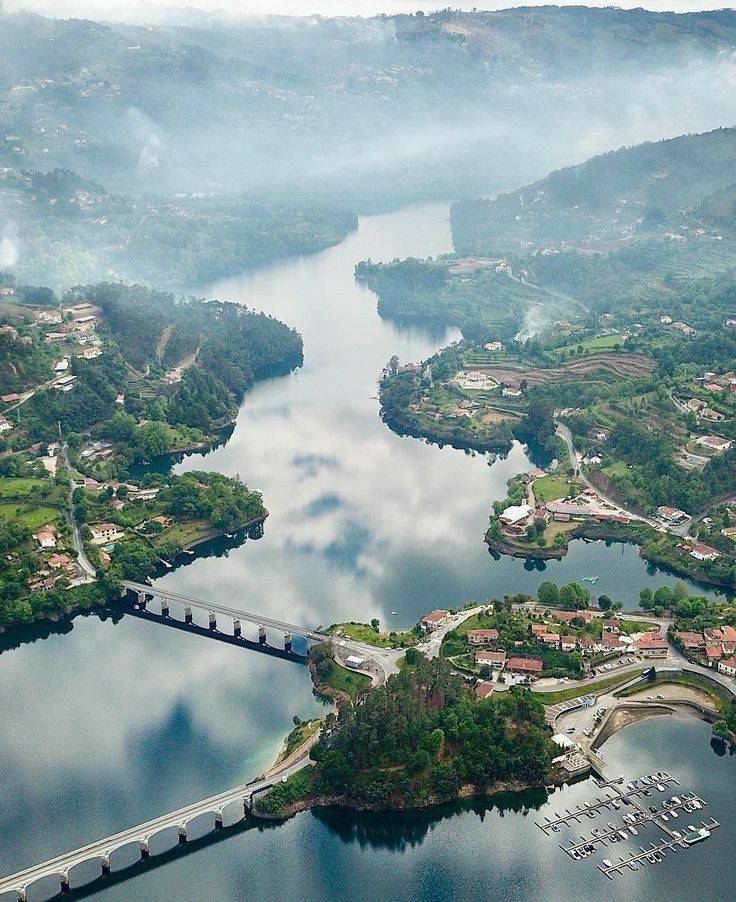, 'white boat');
684,827,710,845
